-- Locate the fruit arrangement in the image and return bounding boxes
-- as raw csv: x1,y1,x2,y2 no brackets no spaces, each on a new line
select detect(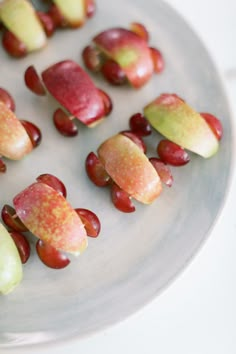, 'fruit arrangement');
0,0,95,57
0,173,101,294
0,87,41,173
0,0,224,296
24,60,112,136
82,23,164,88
